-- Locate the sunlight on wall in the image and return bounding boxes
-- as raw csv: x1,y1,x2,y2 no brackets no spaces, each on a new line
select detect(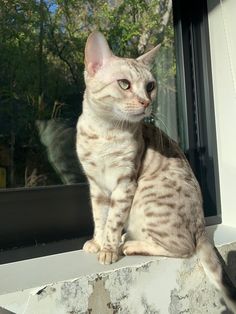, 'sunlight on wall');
207,0,236,227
